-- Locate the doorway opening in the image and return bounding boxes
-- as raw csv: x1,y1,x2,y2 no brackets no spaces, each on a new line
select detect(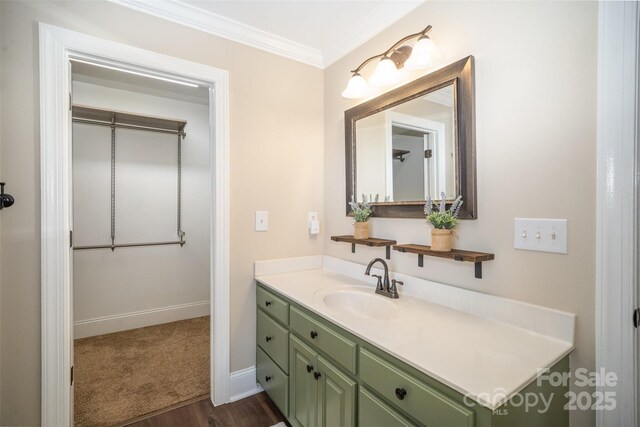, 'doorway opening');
40,24,230,427
384,112,453,202
70,60,212,425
